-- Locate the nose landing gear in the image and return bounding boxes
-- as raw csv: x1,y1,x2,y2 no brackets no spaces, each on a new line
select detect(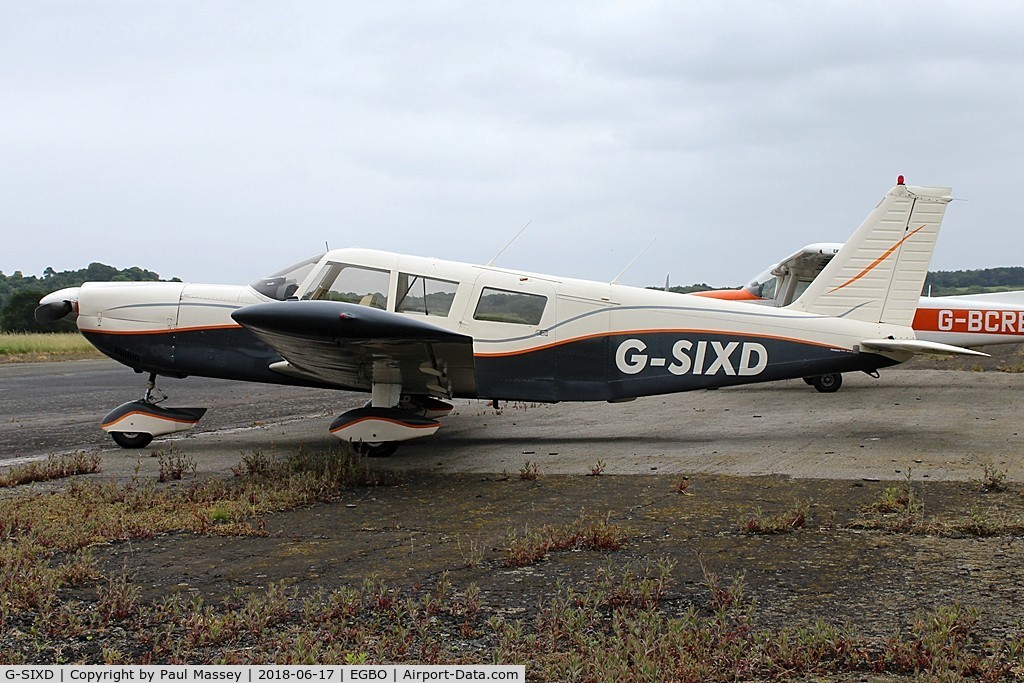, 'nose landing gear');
101,373,207,449
110,431,156,449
